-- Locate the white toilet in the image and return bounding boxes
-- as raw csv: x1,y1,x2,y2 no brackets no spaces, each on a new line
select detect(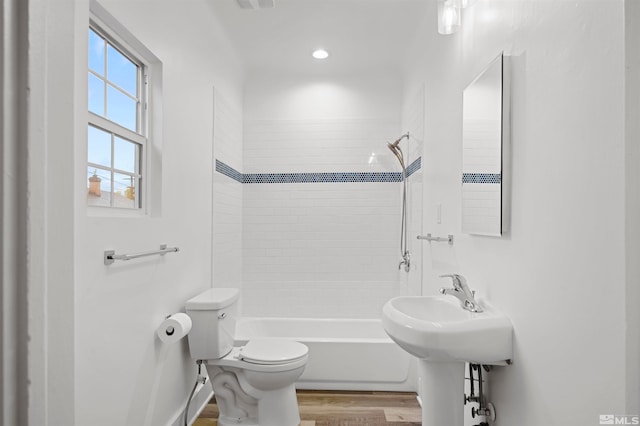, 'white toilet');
185,288,309,426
